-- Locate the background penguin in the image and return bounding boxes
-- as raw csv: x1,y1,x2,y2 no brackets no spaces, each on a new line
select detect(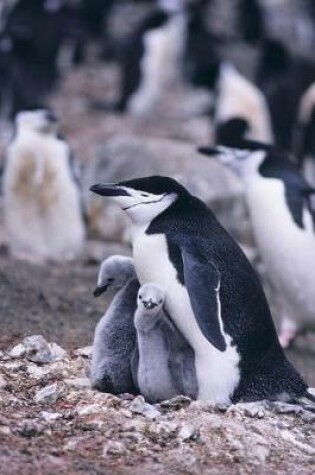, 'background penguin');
294,83,315,186
185,27,273,146
256,39,315,151
90,176,314,406
1,0,85,116
214,63,273,145
132,283,198,403
90,255,139,395
91,2,186,116
199,140,315,349
3,108,86,261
